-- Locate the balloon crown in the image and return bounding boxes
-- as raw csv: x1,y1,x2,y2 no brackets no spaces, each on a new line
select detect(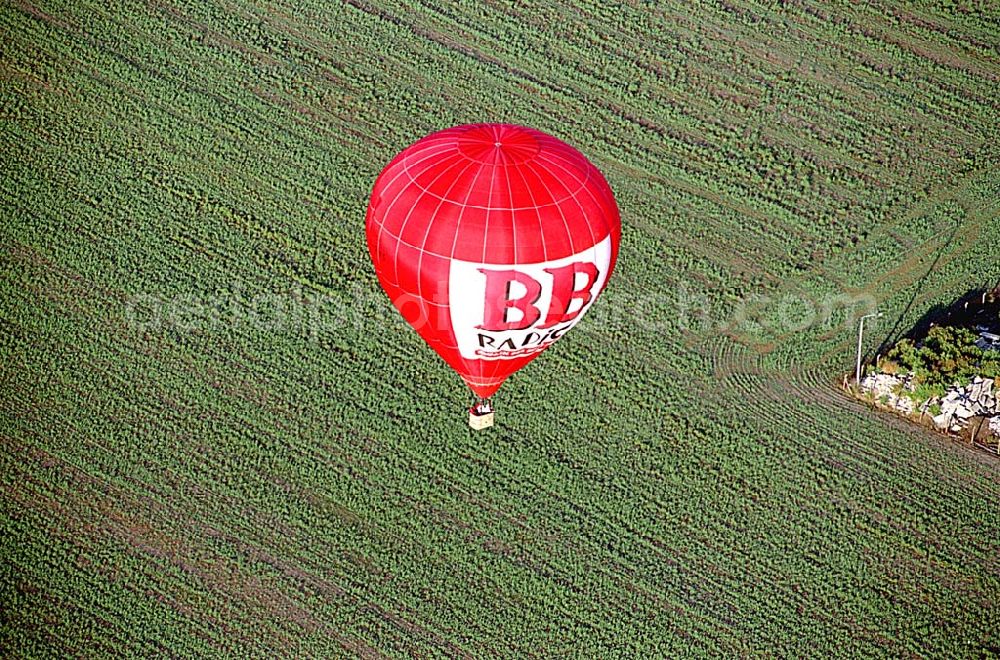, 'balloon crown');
455,124,542,165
